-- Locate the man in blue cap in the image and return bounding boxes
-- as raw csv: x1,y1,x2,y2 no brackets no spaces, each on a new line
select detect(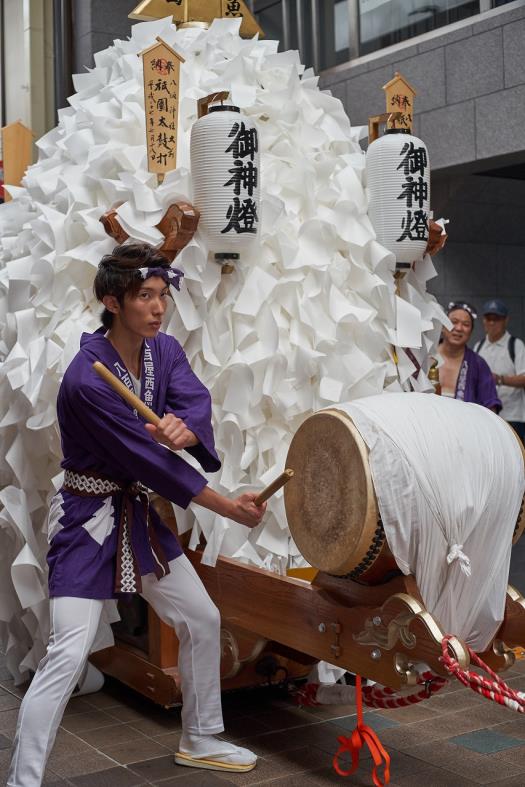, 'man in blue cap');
475,299,525,441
